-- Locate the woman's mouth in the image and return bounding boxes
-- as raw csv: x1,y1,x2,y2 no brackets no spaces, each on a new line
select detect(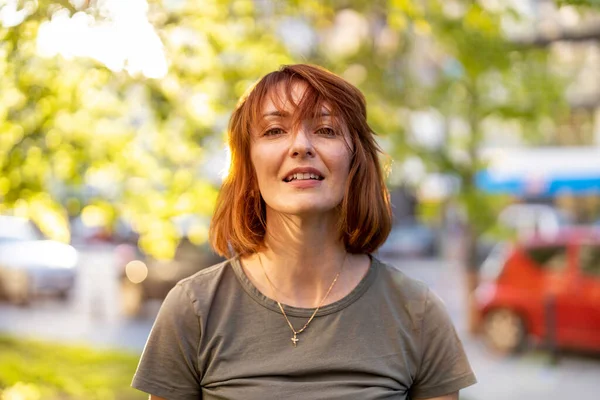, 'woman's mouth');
283,173,324,182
